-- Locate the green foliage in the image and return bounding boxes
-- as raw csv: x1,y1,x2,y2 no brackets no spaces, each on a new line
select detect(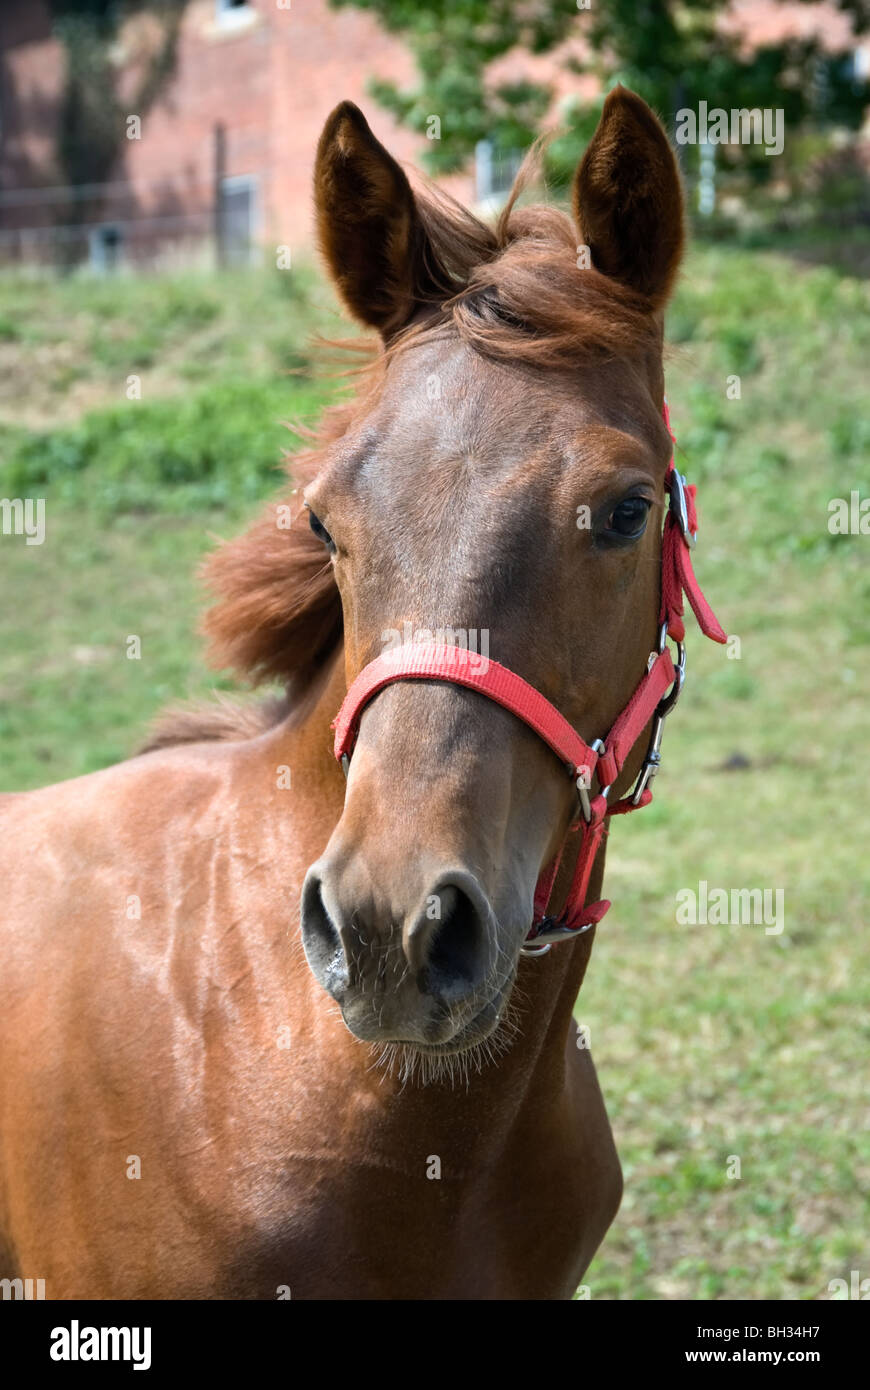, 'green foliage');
3,376,331,515
331,0,869,198
0,260,334,429
0,261,339,515
332,0,579,174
